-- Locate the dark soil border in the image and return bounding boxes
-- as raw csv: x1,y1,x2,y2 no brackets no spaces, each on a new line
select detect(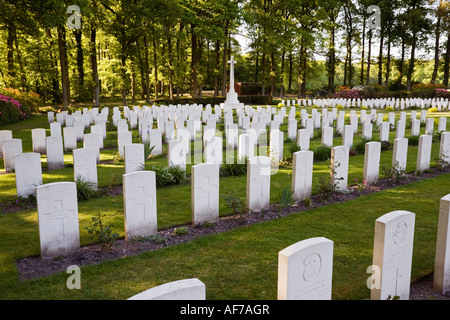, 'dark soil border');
12,165,450,299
